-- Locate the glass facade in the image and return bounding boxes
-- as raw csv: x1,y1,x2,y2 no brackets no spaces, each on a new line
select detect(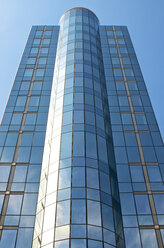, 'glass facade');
0,7,163,248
